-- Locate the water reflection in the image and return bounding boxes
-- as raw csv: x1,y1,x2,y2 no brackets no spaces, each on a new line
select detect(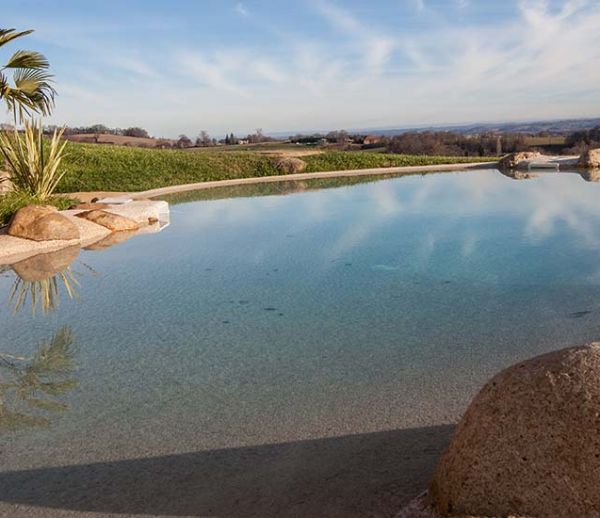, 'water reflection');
7,246,95,315
84,229,138,250
500,168,600,183
580,169,600,182
0,326,78,434
498,170,539,180
158,173,418,205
